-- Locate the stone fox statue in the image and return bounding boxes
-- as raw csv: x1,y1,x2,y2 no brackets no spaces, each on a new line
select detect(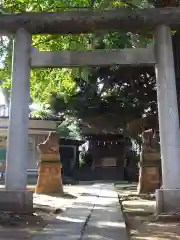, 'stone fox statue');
35,131,63,194
141,128,160,152
37,132,59,155
137,128,161,194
